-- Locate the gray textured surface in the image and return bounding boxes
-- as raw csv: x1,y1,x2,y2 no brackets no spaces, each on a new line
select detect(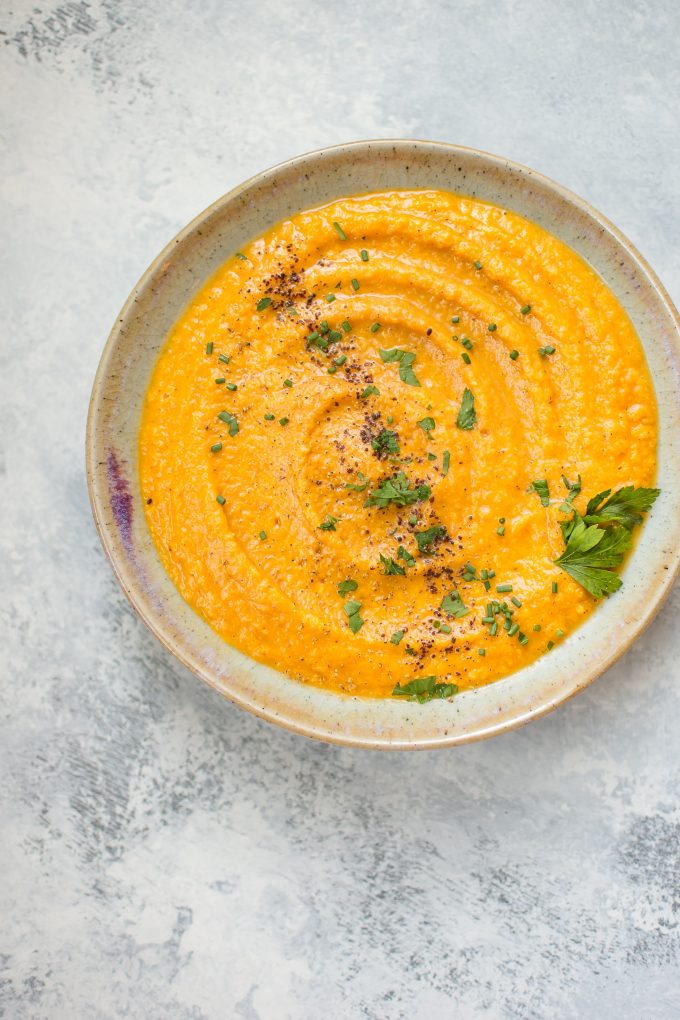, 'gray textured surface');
1,1,679,1017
